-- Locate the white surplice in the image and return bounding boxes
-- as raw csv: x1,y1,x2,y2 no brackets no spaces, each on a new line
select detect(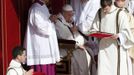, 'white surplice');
55,13,91,75
6,60,25,75
126,1,134,75
24,3,60,65
90,5,134,75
